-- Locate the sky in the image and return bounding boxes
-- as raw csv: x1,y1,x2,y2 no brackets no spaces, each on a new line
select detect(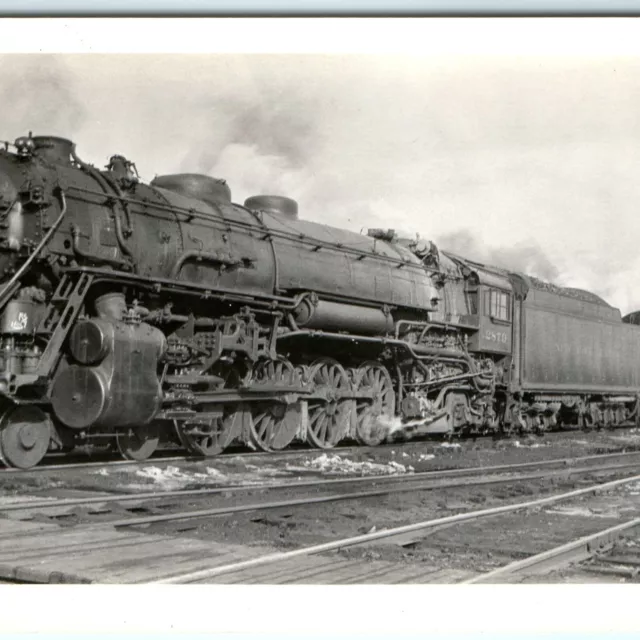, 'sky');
1,19,640,311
